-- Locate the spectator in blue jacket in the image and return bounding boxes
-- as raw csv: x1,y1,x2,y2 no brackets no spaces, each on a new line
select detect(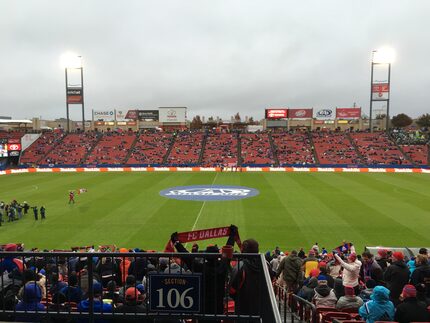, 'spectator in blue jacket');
77,281,112,323
358,286,395,323
15,282,46,322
